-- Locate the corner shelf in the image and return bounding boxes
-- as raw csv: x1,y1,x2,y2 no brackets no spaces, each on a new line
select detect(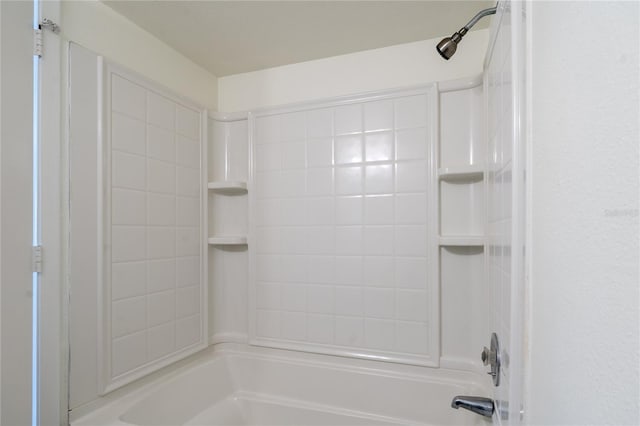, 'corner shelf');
438,165,484,181
207,181,247,195
208,236,247,246
439,236,485,247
